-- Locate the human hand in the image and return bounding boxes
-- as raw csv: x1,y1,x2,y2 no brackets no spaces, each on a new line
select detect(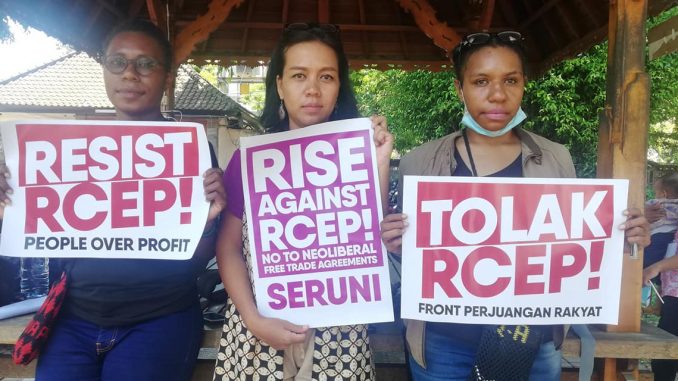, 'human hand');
644,202,665,224
203,168,226,223
247,314,308,350
619,207,651,253
380,213,408,254
370,115,393,168
643,264,660,285
0,165,12,220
